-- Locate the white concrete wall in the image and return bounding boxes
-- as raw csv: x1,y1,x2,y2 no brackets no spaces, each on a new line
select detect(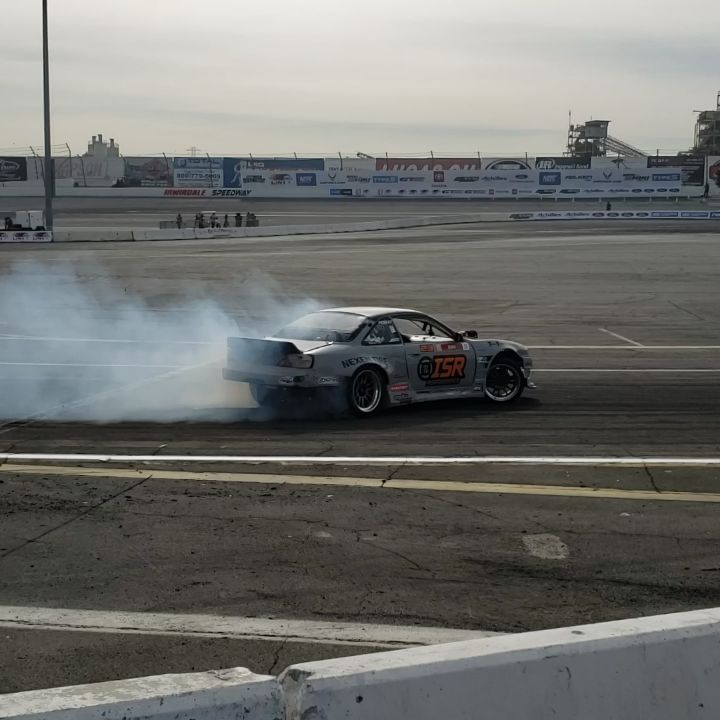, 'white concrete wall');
281,608,720,720
0,667,281,720
2,609,720,719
